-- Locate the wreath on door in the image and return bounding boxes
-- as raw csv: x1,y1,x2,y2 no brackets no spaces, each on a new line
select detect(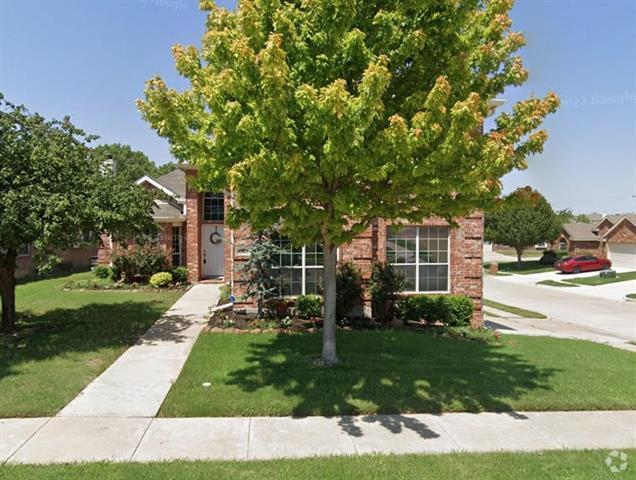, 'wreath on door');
209,226,222,245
